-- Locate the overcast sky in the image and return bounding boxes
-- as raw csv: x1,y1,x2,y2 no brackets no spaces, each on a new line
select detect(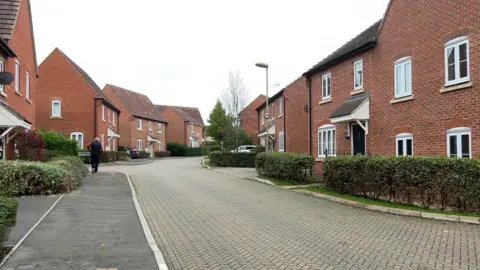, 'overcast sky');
31,0,389,122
